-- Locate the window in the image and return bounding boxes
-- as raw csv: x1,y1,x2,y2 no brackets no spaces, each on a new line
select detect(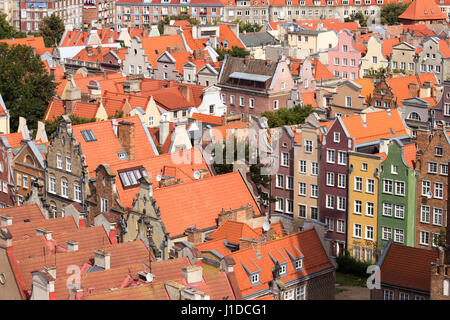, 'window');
326,194,334,209
445,104,450,117
383,203,392,217
354,224,362,238
81,130,96,142
334,57,339,65
337,174,346,188
326,149,335,163
394,229,404,243
286,176,294,190
273,100,279,110
49,176,56,194
382,227,392,241
434,183,443,199
354,200,362,214
435,147,443,157
325,217,334,231
326,172,335,186
284,289,294,300
398,292,409,300
337,196,346,211
299,160,307,174
361,163,368,171
230,95,235,105
311,185,318,198
311,162,319,175
353,246,361,260
433,208,443,226
281,152,289,167
383,179,393,194
276,174,284,188
354,177,363,192
66,156,72,172
395,181,405,196
298,204,306,218
366,179,375,194
384,290,394,300
345,96,352,107
286,200,293,214
239,96,245,107
365,248,373,262
366,202,374,216
420,205,430,223
365,226,374,240
57,154,62,169
16,173,21,186
17,195,23,206
74,184,82,203
337,151,347,165
350,59,356,67
250,273,259,284
394,205,404,219
334,132,340,143
279,264,287,275
337,220,345,233
249,98,254,109
372,56,377,64
298,182,306,196
310,207,318,220
421,180,431,196
101,198,109,212
440,164,448,176
305,140,313,153
61,179,69,198
420,231,430,246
